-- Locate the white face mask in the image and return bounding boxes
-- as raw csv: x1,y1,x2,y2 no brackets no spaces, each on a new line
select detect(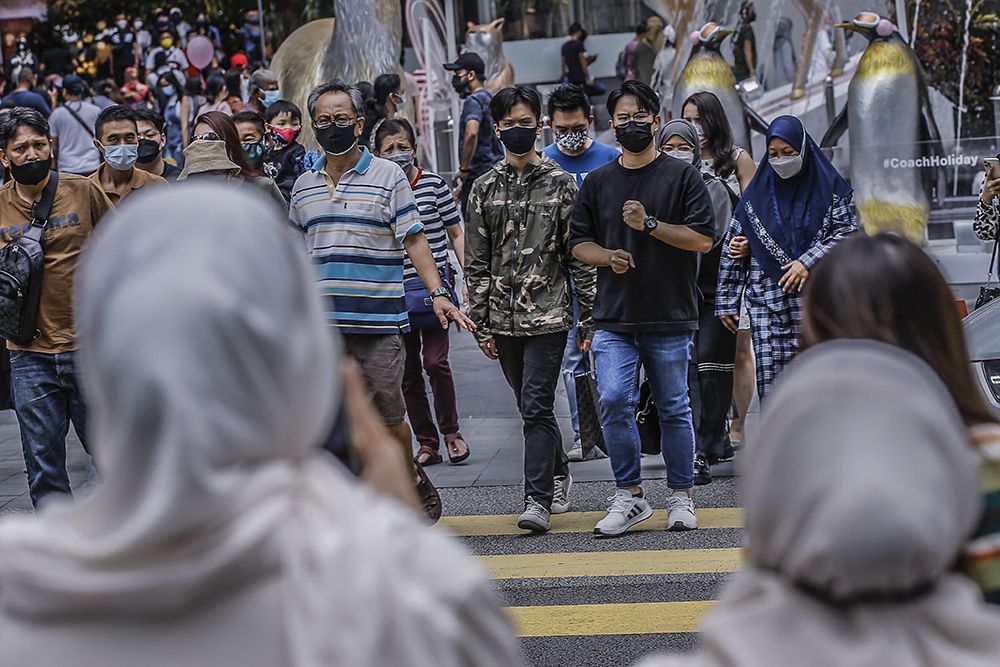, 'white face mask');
664,148,695,164
770,154,803,179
